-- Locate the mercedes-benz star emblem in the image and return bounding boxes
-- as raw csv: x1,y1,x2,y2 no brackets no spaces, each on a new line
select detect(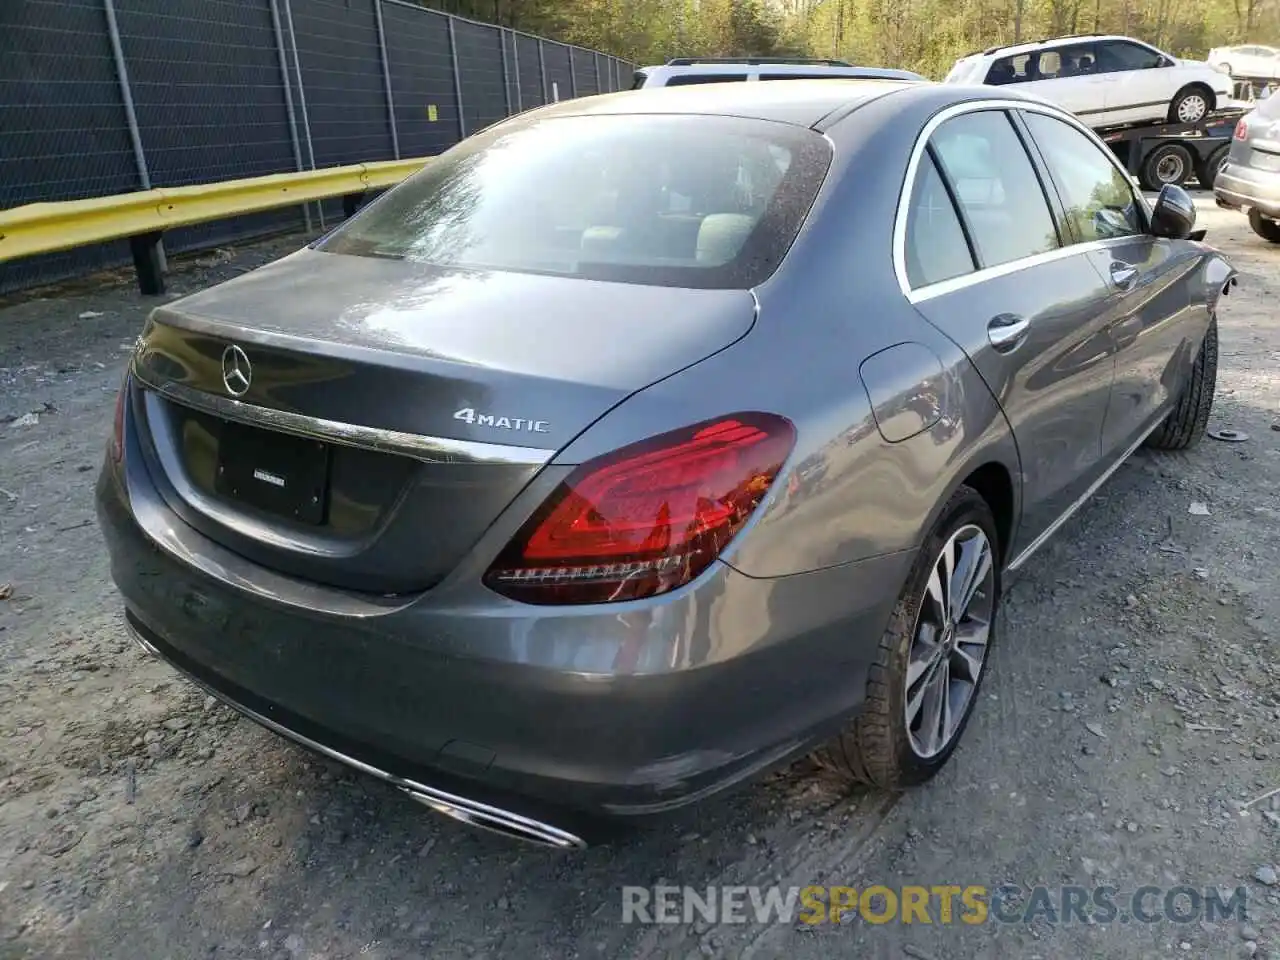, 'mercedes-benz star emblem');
221,344,252,397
